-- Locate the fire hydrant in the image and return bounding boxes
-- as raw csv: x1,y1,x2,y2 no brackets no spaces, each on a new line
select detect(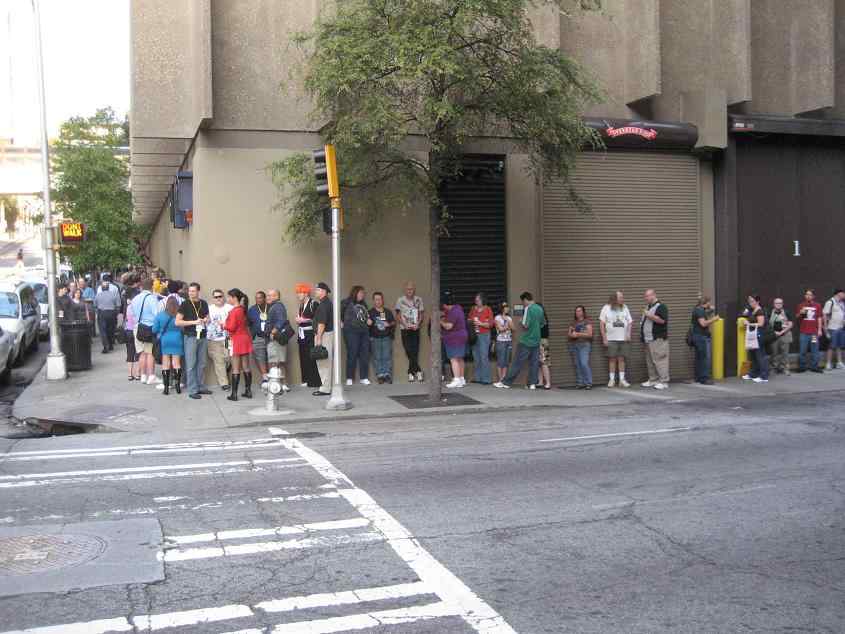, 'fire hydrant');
262,366,284,412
